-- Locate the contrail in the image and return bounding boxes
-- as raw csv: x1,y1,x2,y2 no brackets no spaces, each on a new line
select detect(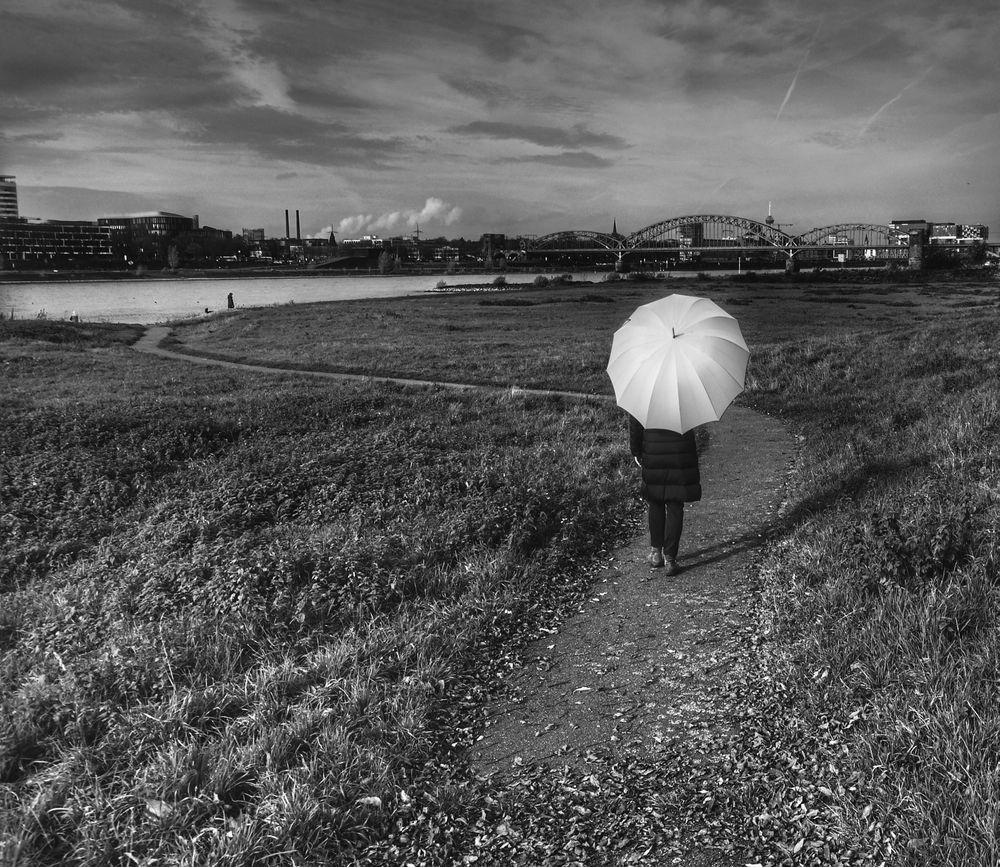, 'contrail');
775,47,810,120
859,67,932,138
776,21,822,121
693,177,733,213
